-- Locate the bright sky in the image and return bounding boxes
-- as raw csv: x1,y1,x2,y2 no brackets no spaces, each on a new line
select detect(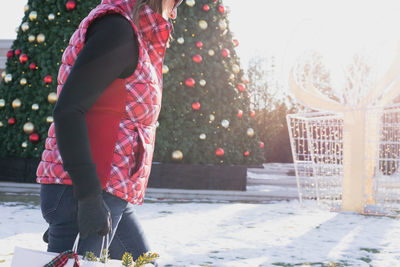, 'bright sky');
1,0,400,89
